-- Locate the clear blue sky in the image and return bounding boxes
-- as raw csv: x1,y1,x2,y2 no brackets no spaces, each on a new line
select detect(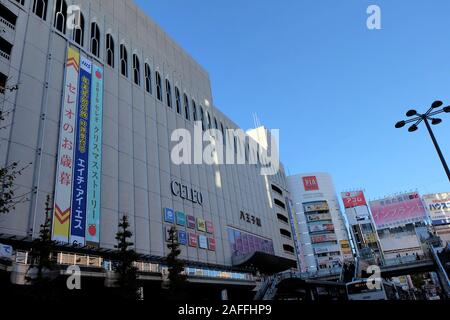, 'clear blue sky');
135,0,450,200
